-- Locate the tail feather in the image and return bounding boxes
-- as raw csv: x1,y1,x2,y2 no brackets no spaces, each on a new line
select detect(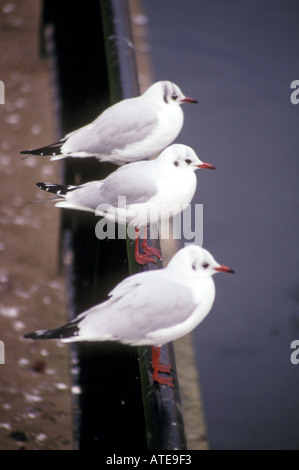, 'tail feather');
24,197,62,205
20,139,67,157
